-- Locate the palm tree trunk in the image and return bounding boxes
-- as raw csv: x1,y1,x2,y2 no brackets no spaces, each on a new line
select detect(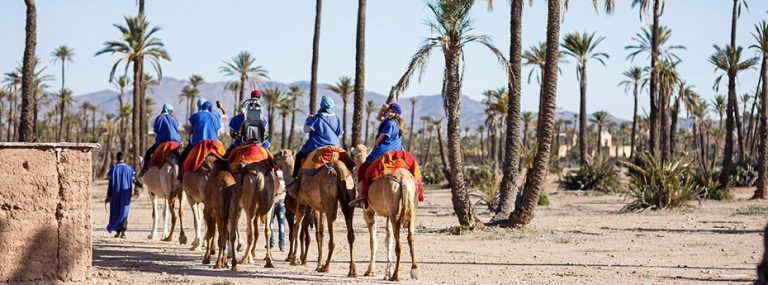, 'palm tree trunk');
509,0,560,227
734,96,746,162
630,84,638,159
670,99,680,159
309,0,322,115
118,91,127,154
351,0,366,147
238,78,245,115
138,0,145,16
578,63,588,165
647,0,661,156
435,124,450,182
408,100,416,151
720,69,738,189
131,59,142,169
443,47,473,227
660,87,669,162
57,103,64,141
139,62,147,165
281,113,287,149
364,114,371,145
342,99,348,147
423,128,433,167
7,94,14,141
98,128,114,178
288,107,297,149
754,54,768,199
268,107,275,142
17,0,36,142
